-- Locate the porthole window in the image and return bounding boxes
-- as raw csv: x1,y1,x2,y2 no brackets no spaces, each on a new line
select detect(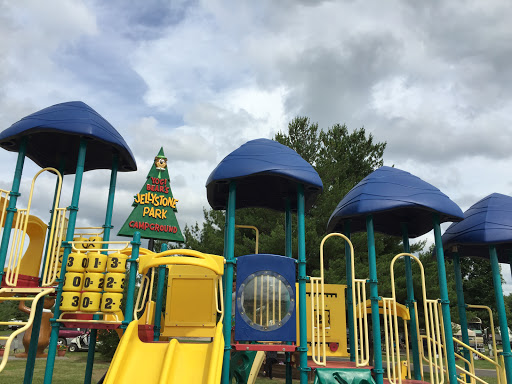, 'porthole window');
237,271,294,332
